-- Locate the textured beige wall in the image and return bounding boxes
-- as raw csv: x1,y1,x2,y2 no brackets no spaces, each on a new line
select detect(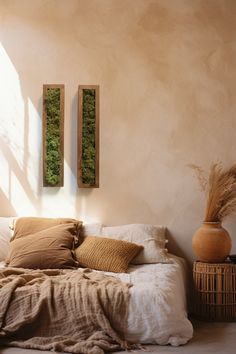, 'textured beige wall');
0,0,236,262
